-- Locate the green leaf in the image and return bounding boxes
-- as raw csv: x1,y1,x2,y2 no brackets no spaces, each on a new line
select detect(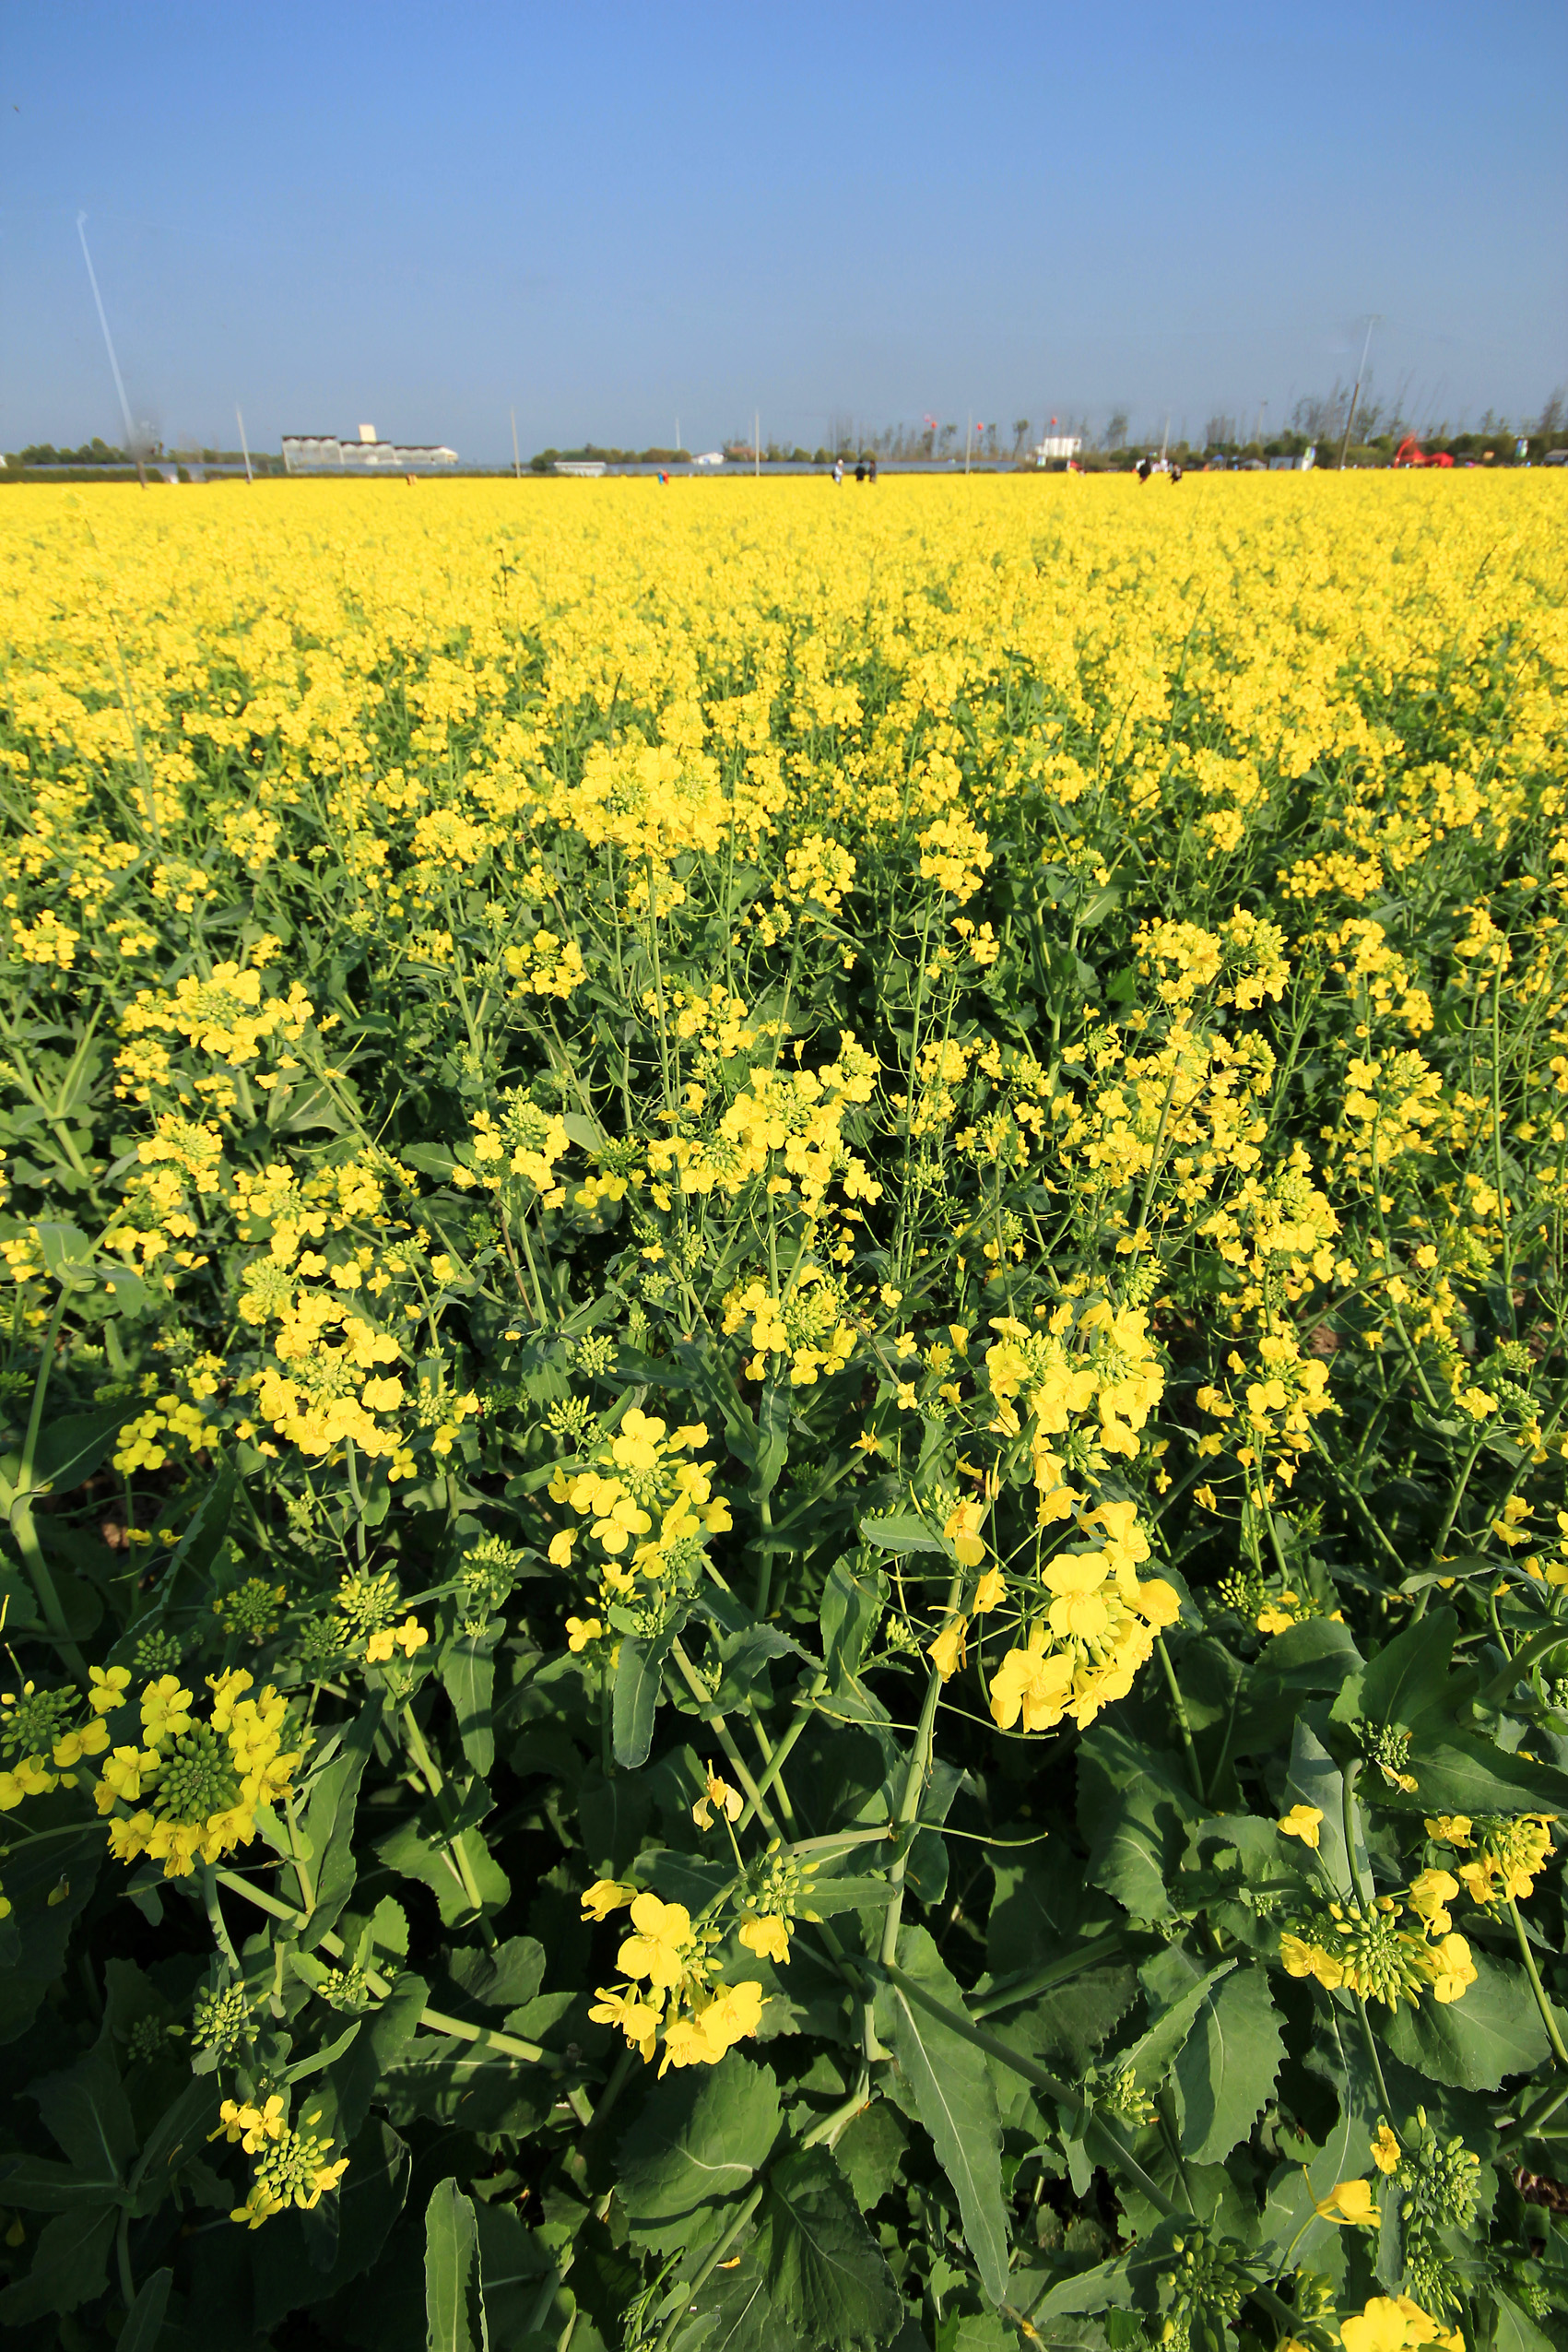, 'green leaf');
381,2038,556,2140
1285,1720,1368,1900
819,1554,888,1687
29,2027,136,2192
577,1768,653,1876
1255,1616,1364,1693
668,2227,790,2352
31,1404,134,1496
1380,1951,1552,2090
1114,1954,1236,2097
875,1927,1009,2306
1079,1724,1196,1922
1172,1963,1284,2163
1389,1733,1568,1820
424,2176,488,2352
375,1809,510,1929
119,2265,173,2352
1352,1607,1459,1731
857,1510,948,1555
252,2122,412,2330
618,2053,781,2252
448,1937,546,2012
331,1972,429,2145
128,2075,217,2215
613,1624,681,1768
32,1219,97,1289
441,1632,497,1778
759,2147,900,2351
1485,2292,1558,2352
750,1369,790,1505
303,1694,384,1943
0,1813,102,2044
0,2203,118,2322
831,2101,906,2214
